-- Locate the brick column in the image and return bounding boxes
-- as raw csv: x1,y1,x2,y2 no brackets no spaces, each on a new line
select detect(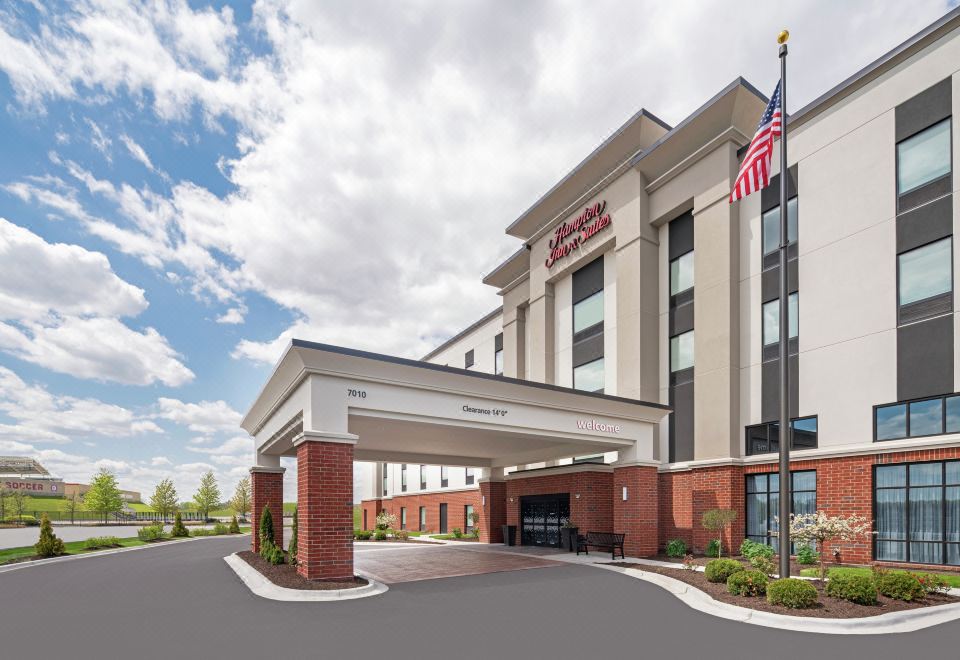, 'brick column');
613,465,658,557
250,467,285,554
296,439,354,581
478,480,507,543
